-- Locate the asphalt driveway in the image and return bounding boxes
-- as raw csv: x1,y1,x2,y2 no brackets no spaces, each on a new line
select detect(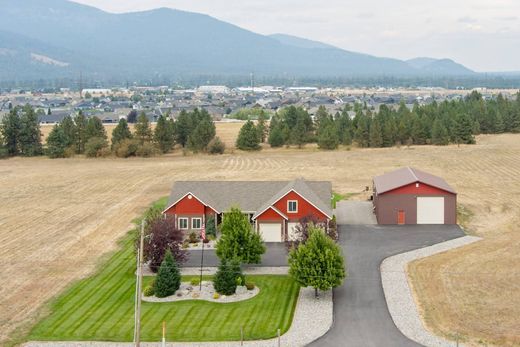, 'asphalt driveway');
309,224,465,347
334,201,377,225
183,242,288,267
